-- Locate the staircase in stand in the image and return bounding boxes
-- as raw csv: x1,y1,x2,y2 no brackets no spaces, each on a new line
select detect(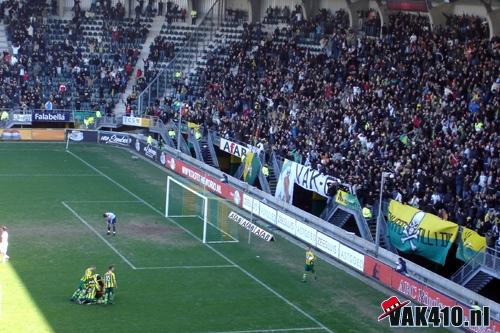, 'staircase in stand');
0,23,9,53
464,270,494,293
